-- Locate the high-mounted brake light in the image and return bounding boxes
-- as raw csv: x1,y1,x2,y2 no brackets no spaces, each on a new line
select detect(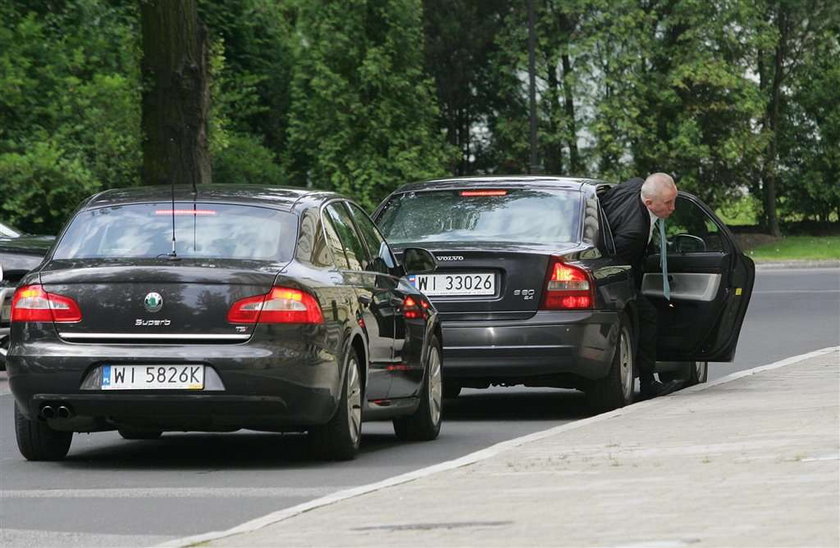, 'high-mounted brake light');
155,209,217,216
459,190,508,197
227,287,324,324
11,285,82,323
540,259,594,310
